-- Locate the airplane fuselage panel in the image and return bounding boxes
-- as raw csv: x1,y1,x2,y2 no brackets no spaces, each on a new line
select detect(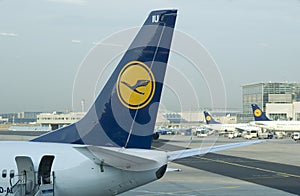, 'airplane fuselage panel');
0,142,159,196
